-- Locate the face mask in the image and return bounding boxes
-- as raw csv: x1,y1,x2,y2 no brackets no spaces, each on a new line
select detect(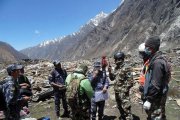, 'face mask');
139,52,149,61
145,47,152,56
